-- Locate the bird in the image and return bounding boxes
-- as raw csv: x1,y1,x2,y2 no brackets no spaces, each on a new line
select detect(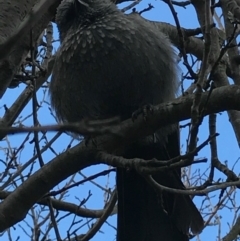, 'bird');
49,0,204,240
